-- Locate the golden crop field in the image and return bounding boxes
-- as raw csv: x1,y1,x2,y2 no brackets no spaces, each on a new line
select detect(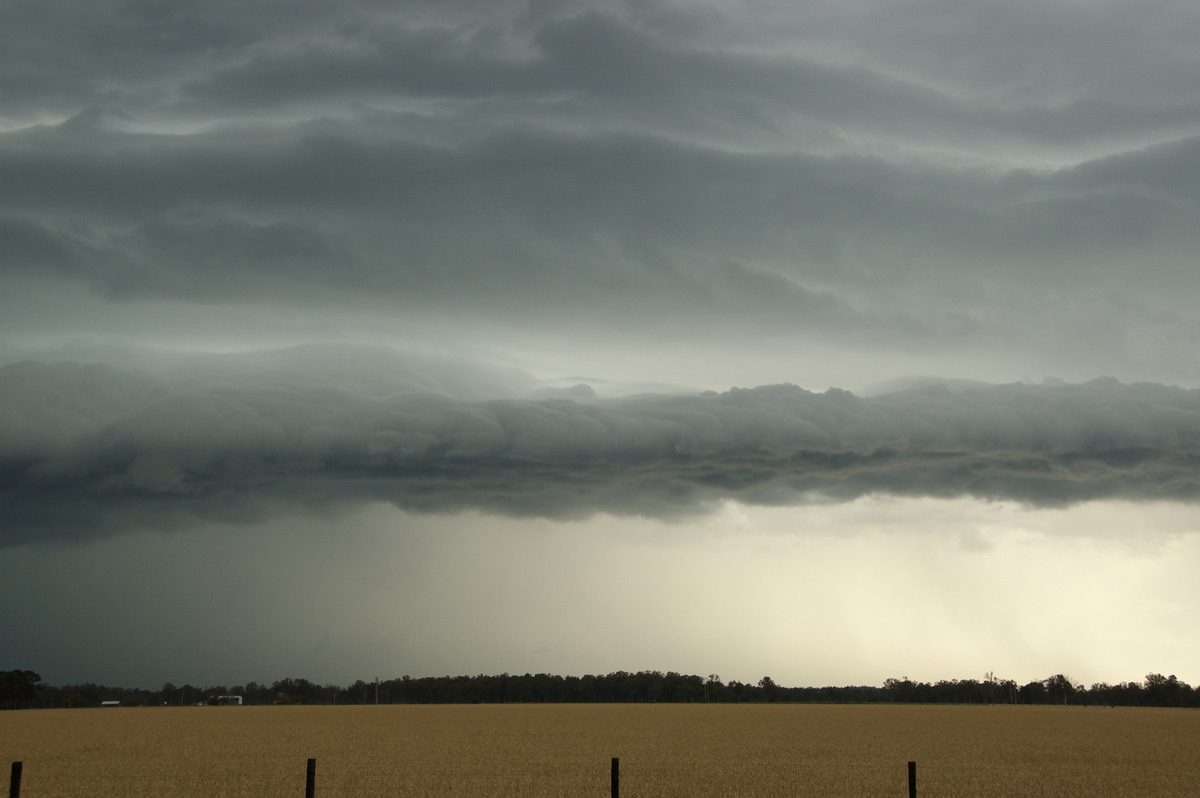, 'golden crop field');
3,703,1199,797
